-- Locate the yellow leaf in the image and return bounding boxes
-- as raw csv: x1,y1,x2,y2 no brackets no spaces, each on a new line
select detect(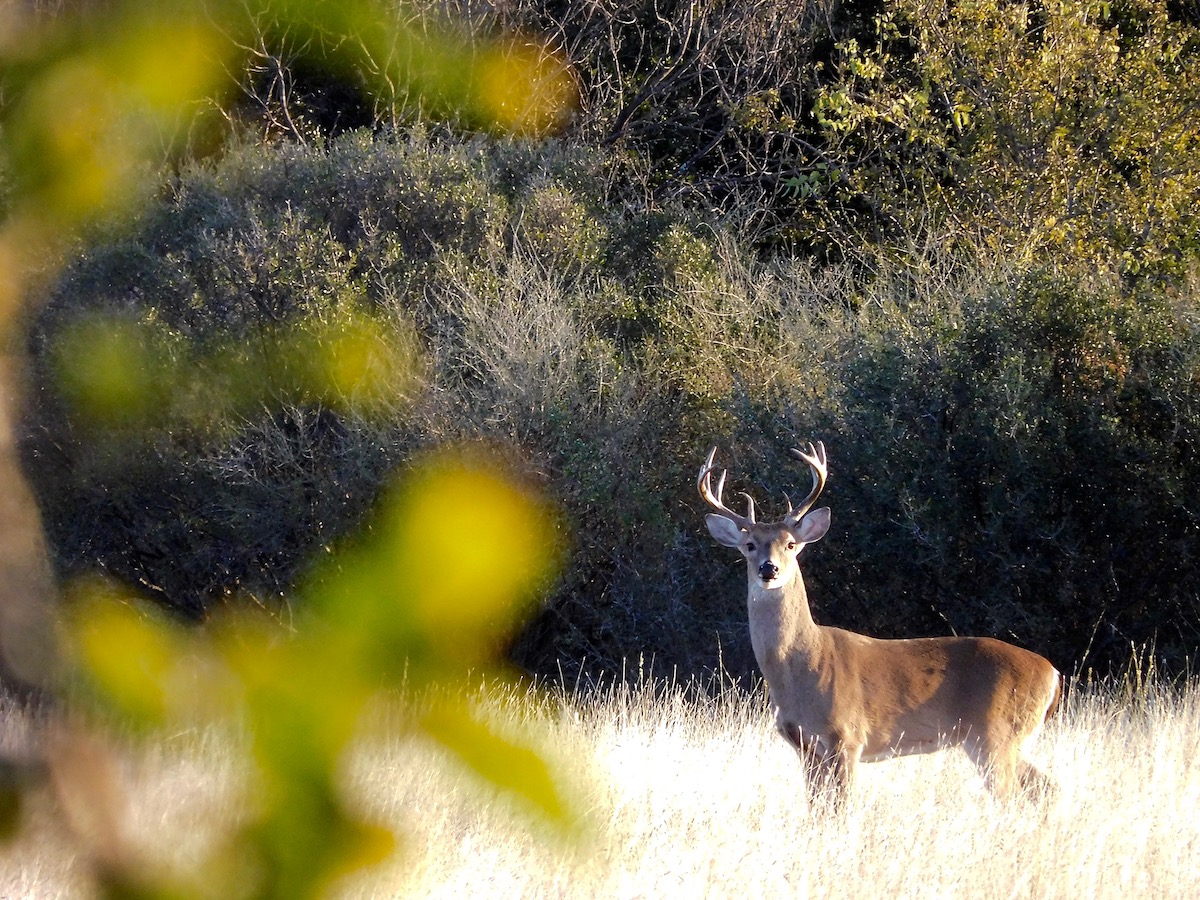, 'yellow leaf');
69,587,183,726
474,38,578,136
421,700,567,822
